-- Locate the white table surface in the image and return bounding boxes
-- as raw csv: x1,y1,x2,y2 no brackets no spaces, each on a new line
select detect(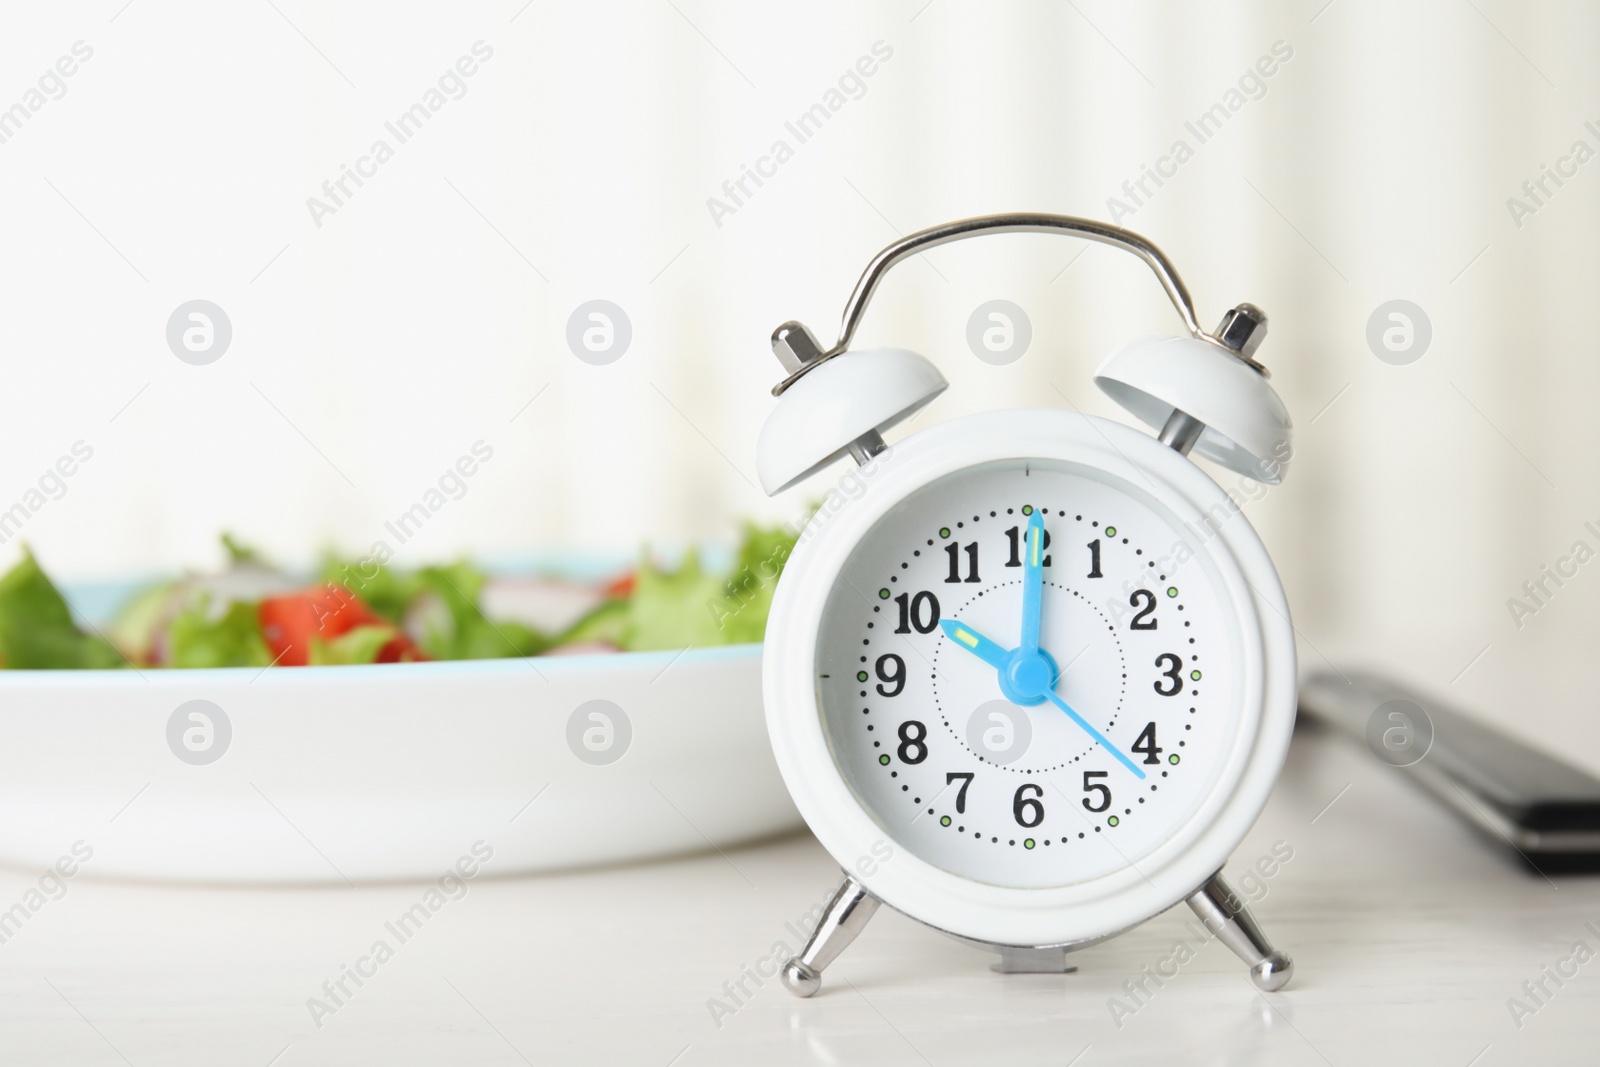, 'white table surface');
1,727,1596,1066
